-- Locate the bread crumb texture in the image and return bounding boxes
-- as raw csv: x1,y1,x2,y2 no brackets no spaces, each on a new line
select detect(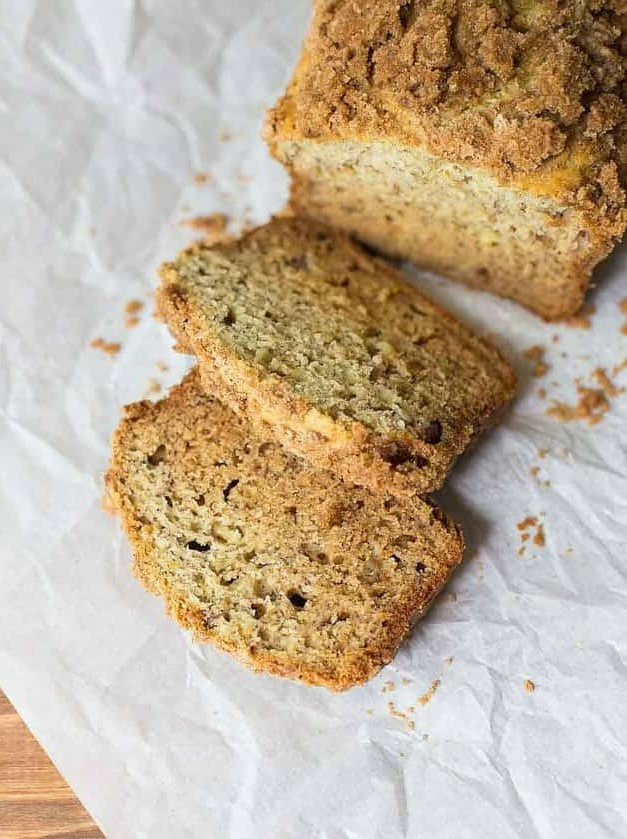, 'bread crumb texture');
105,369,463,691
270,0,626,218
157,217,515,496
